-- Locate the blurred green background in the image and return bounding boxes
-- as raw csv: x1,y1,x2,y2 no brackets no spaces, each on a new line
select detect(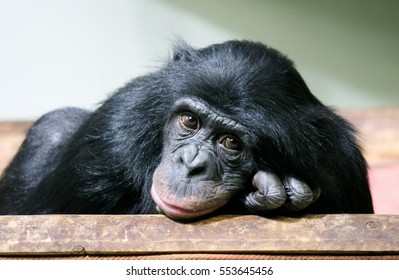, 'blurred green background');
1,0,398,120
